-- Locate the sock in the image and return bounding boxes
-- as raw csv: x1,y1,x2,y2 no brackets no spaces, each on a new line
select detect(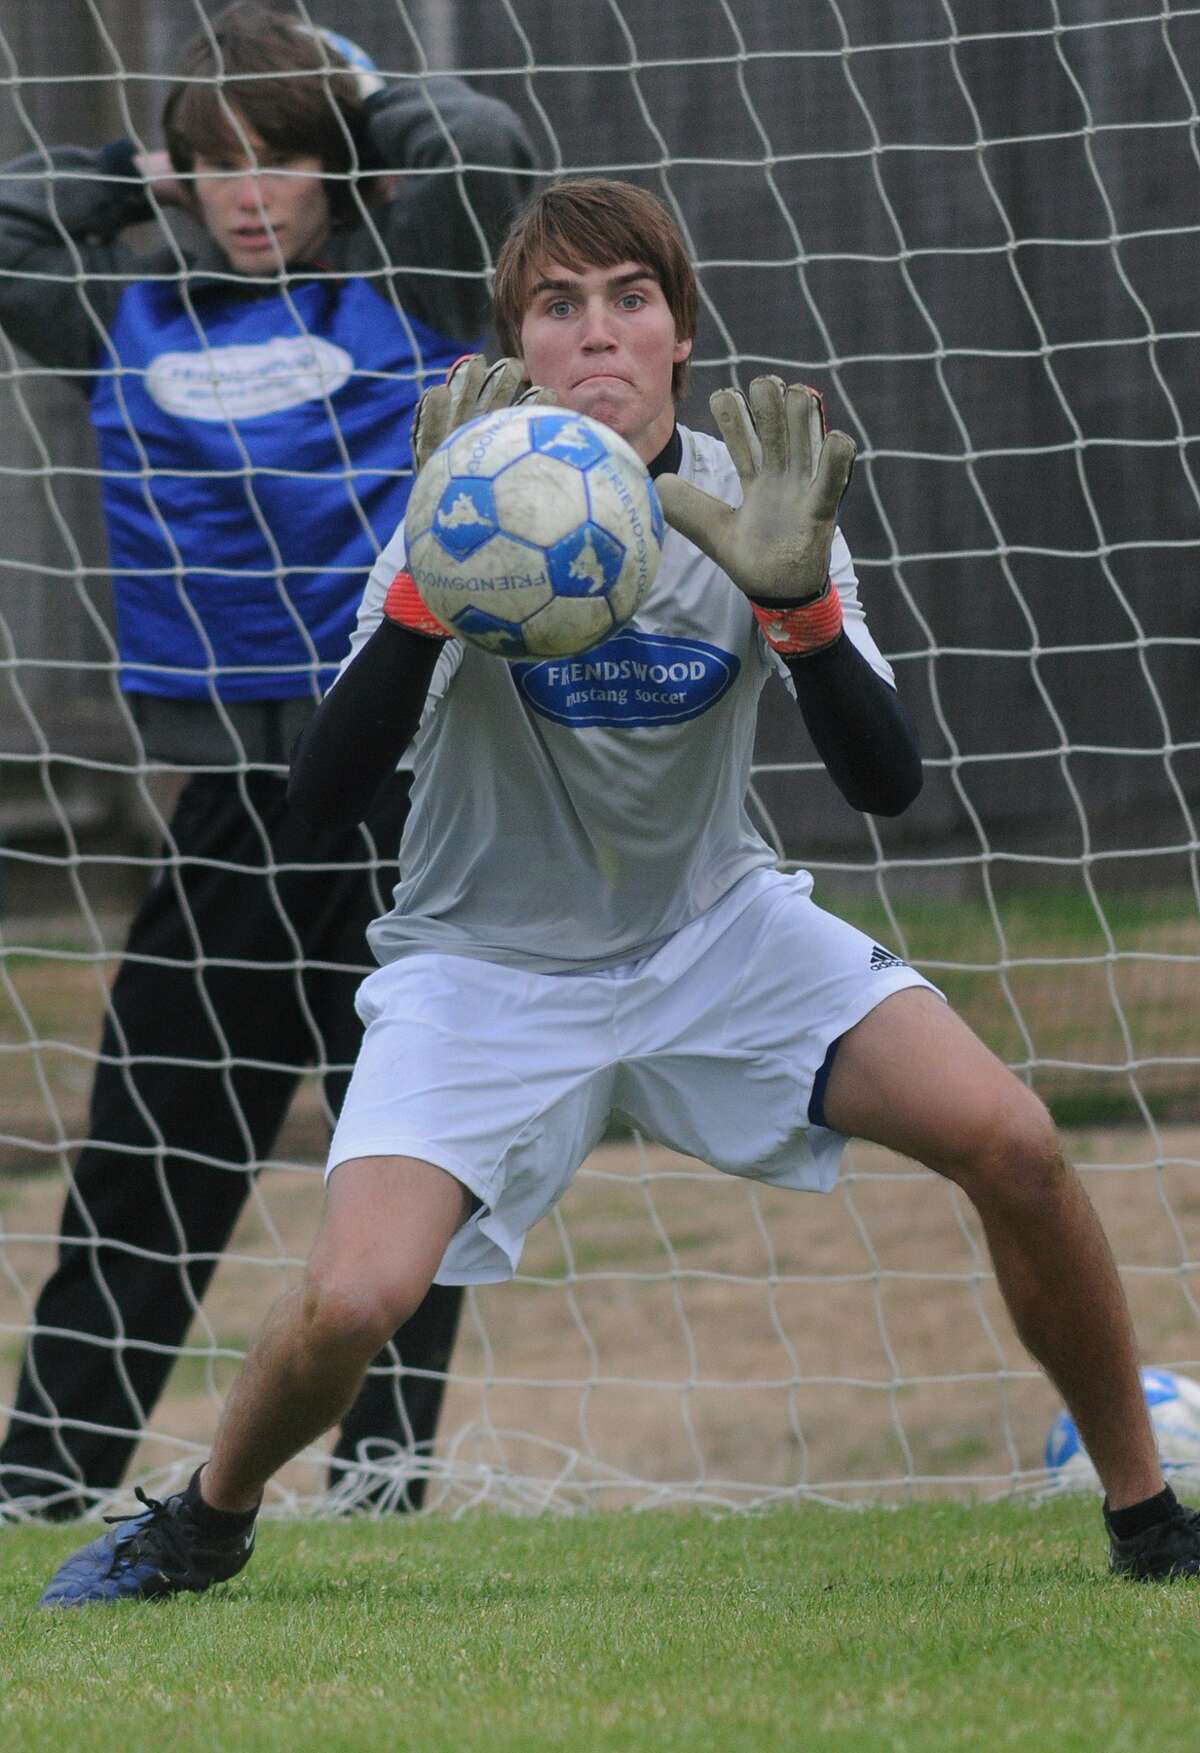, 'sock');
181,1466,259,1533
1105,1483,1177,1539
